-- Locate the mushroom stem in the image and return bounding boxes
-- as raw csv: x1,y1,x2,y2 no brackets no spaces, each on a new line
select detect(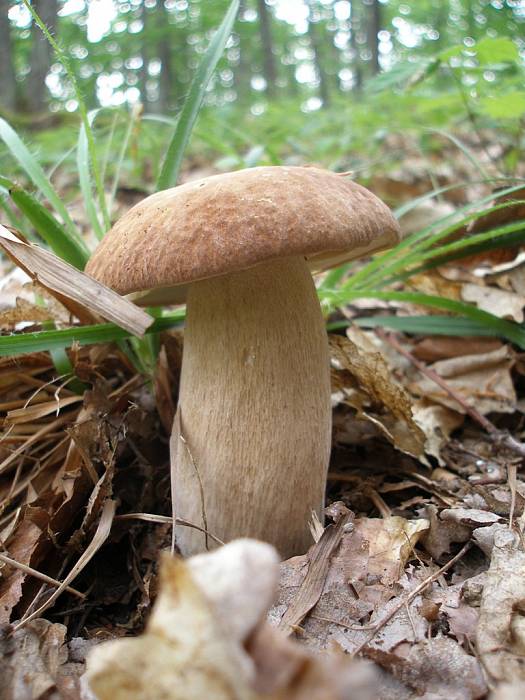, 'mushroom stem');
171,255,332,558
